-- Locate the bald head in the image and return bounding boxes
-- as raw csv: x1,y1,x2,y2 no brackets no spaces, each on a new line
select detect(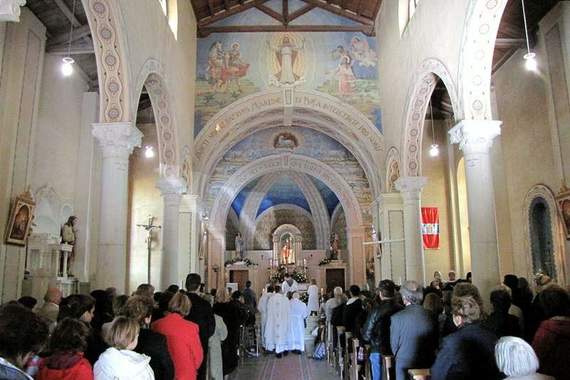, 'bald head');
44,287,62,304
